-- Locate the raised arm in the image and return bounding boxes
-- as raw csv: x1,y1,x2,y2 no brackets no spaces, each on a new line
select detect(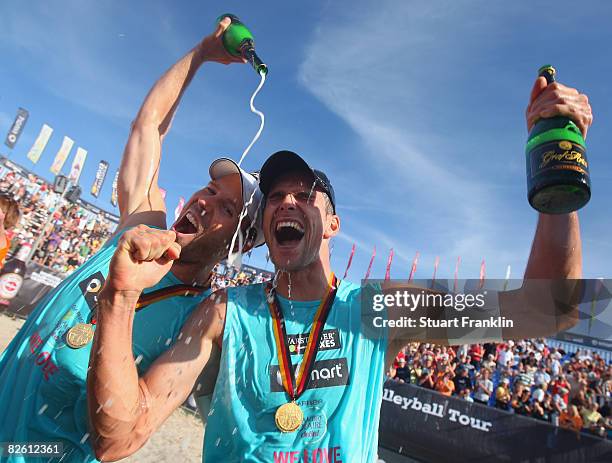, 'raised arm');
117,17,244,231
86,226,226,461
523,77,592,279
383,78,592,358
